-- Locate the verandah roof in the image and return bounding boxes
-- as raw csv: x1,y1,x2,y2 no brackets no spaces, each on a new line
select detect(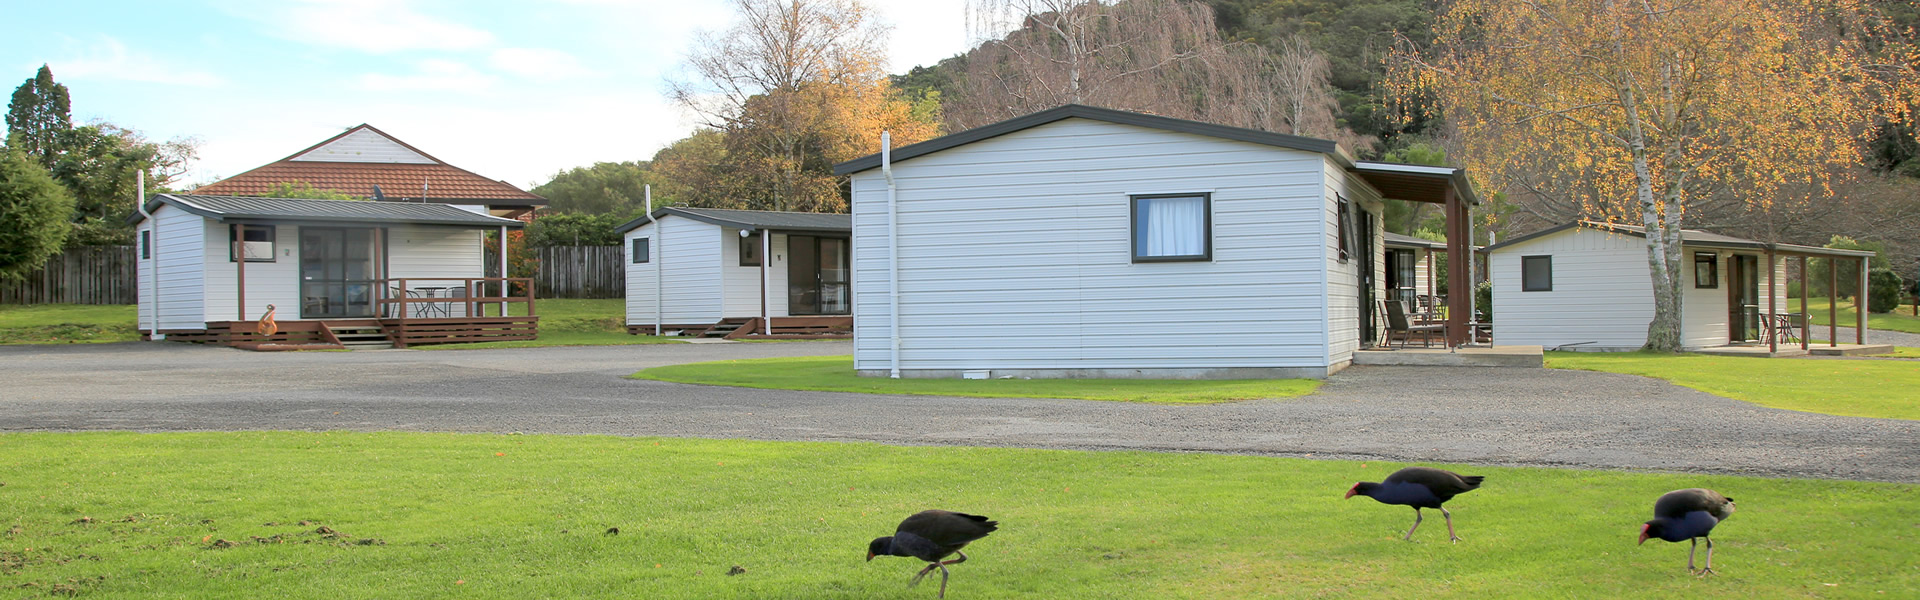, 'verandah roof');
128,194,525,229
